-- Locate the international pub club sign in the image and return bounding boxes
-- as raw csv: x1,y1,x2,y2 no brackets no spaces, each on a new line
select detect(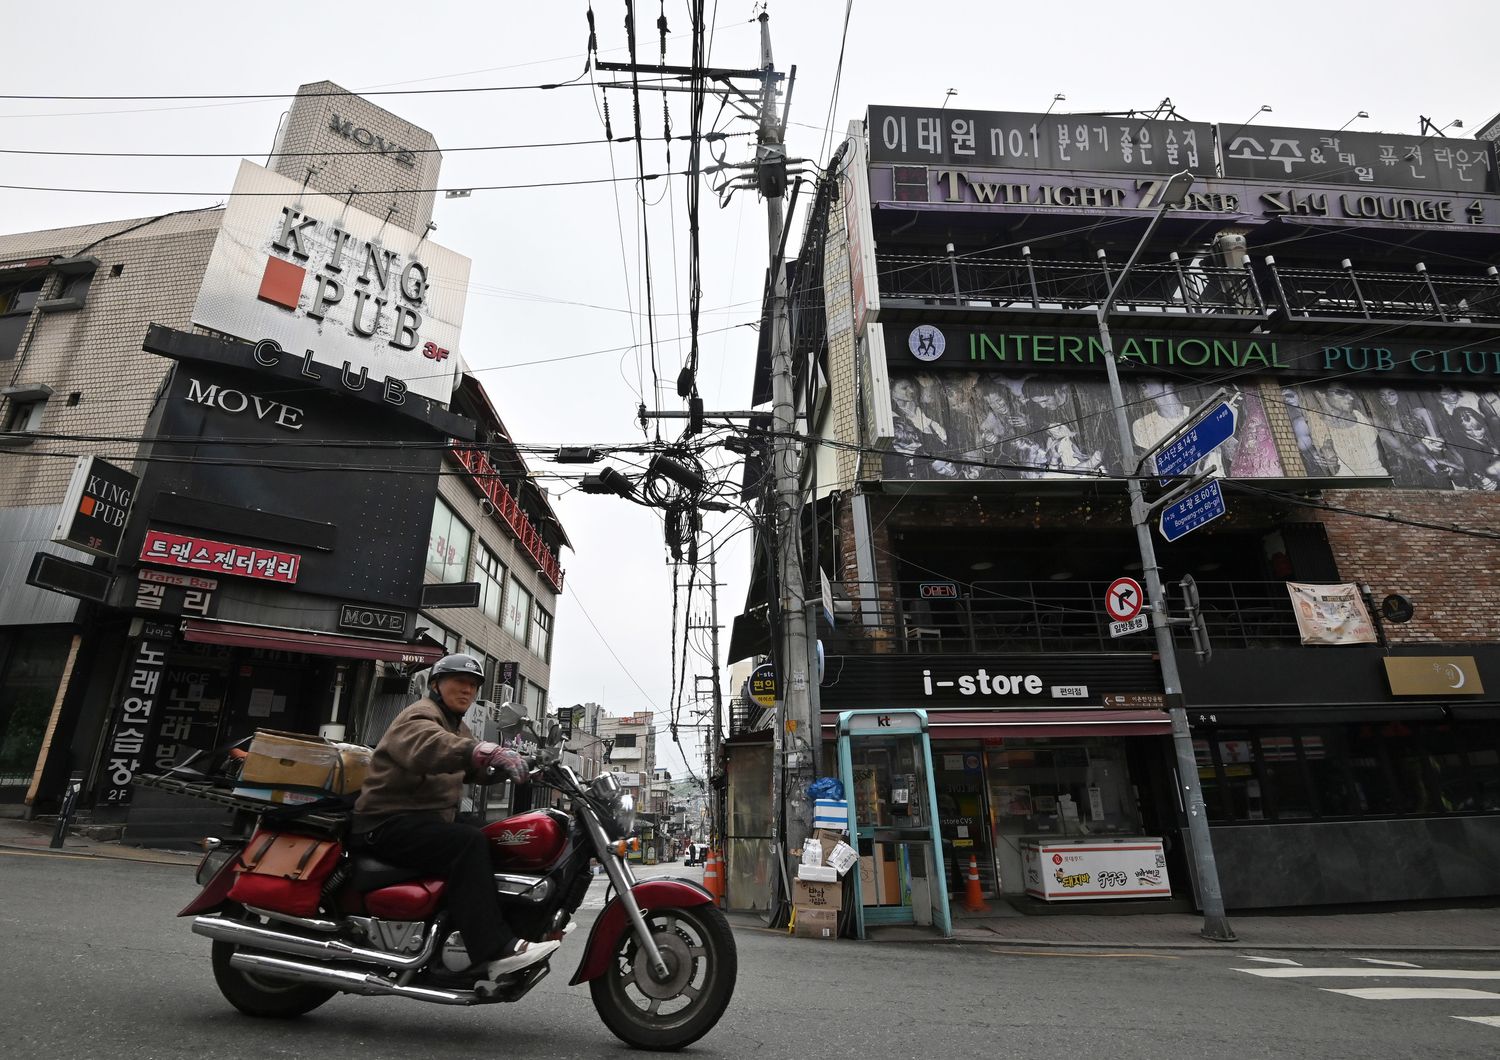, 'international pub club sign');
53,455,138,559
